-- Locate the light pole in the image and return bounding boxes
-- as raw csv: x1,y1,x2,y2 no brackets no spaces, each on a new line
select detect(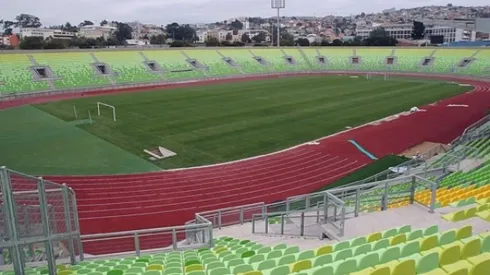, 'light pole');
271,0,285,47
